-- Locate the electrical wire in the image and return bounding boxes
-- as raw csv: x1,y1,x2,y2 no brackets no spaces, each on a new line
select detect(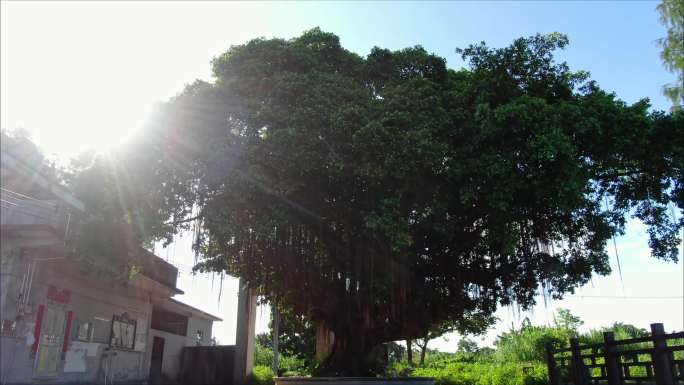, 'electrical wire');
569,295,683,299
3,272,149,316
1,187,57,206
1,200,58,221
